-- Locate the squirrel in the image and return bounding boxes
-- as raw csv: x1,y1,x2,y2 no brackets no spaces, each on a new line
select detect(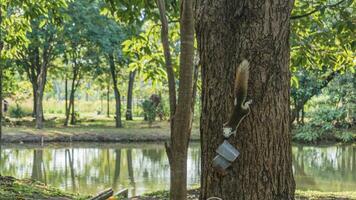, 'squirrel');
223,59,252,138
